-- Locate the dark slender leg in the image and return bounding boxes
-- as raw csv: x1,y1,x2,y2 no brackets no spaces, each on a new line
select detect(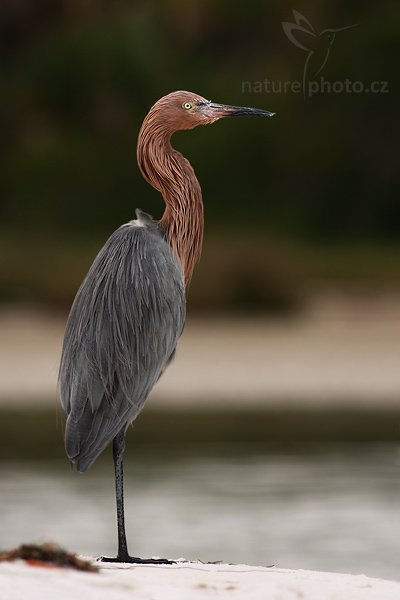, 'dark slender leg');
100,430,173,564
